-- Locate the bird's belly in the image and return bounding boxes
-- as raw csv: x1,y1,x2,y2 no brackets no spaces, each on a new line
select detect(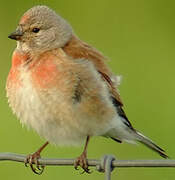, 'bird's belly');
9,86,87,145
7,72,115,146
